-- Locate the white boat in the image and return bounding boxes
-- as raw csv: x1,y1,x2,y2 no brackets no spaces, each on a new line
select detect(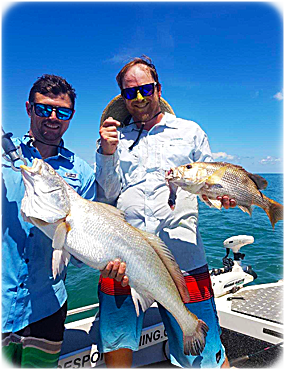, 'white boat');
58,235,283,368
